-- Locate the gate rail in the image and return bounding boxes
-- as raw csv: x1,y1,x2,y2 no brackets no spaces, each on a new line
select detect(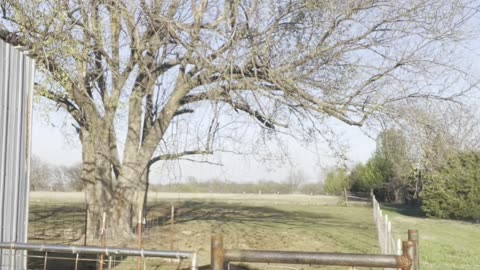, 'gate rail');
0,242,198,270
211,231,419,270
